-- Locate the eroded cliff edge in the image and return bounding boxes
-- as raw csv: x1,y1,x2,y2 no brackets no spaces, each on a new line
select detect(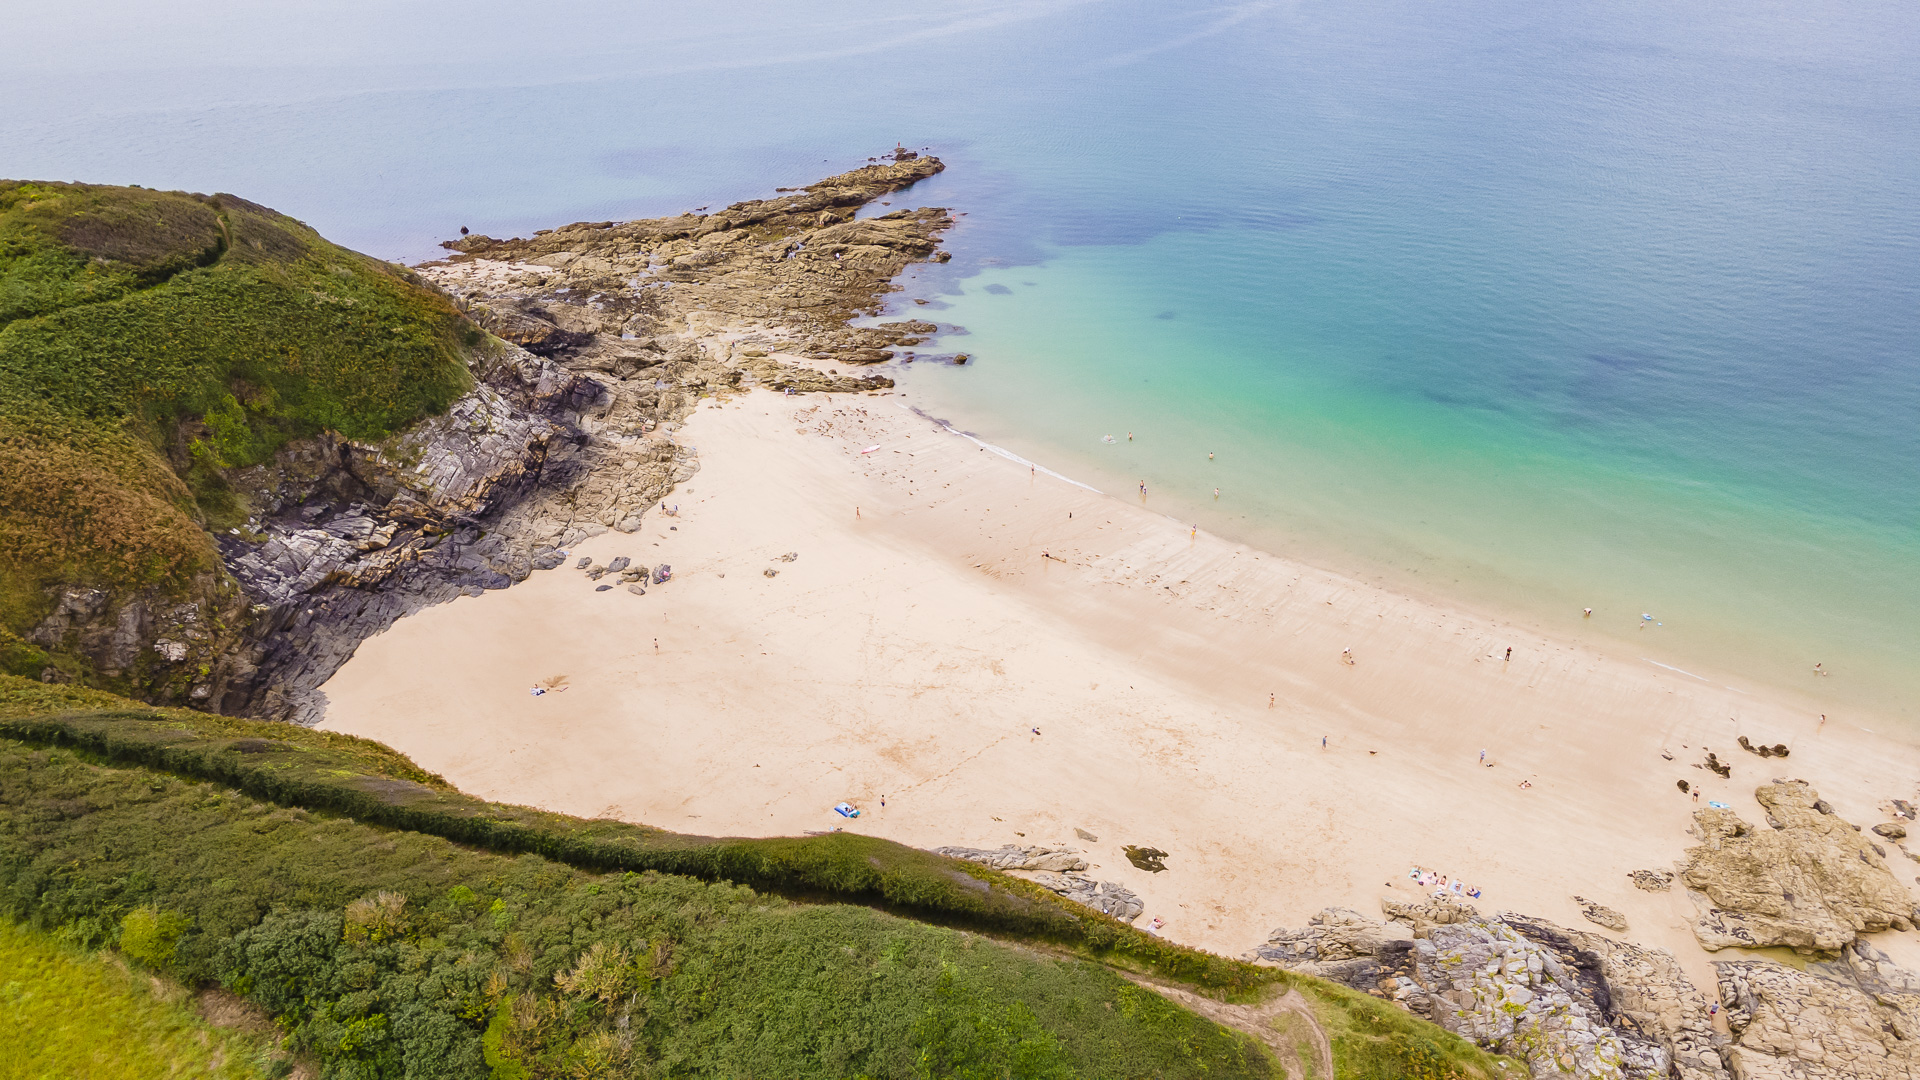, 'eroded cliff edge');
11,155,952,722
